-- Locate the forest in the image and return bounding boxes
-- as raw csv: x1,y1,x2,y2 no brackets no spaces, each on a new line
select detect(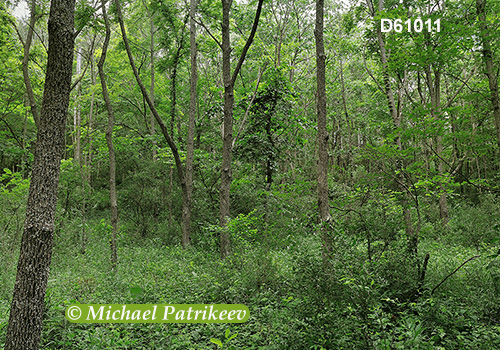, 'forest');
1,0,500,348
